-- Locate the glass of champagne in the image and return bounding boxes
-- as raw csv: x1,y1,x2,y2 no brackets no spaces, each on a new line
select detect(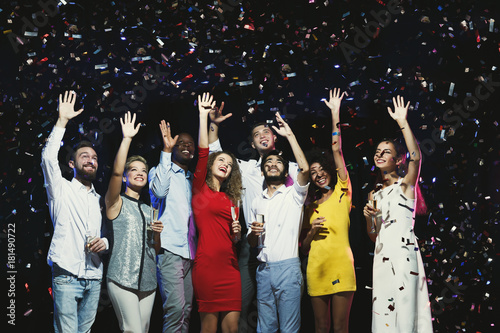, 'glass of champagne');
85,230,96,253
256,214,265,249
148,208,159,245
369,199,380,233
231,200,240,242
